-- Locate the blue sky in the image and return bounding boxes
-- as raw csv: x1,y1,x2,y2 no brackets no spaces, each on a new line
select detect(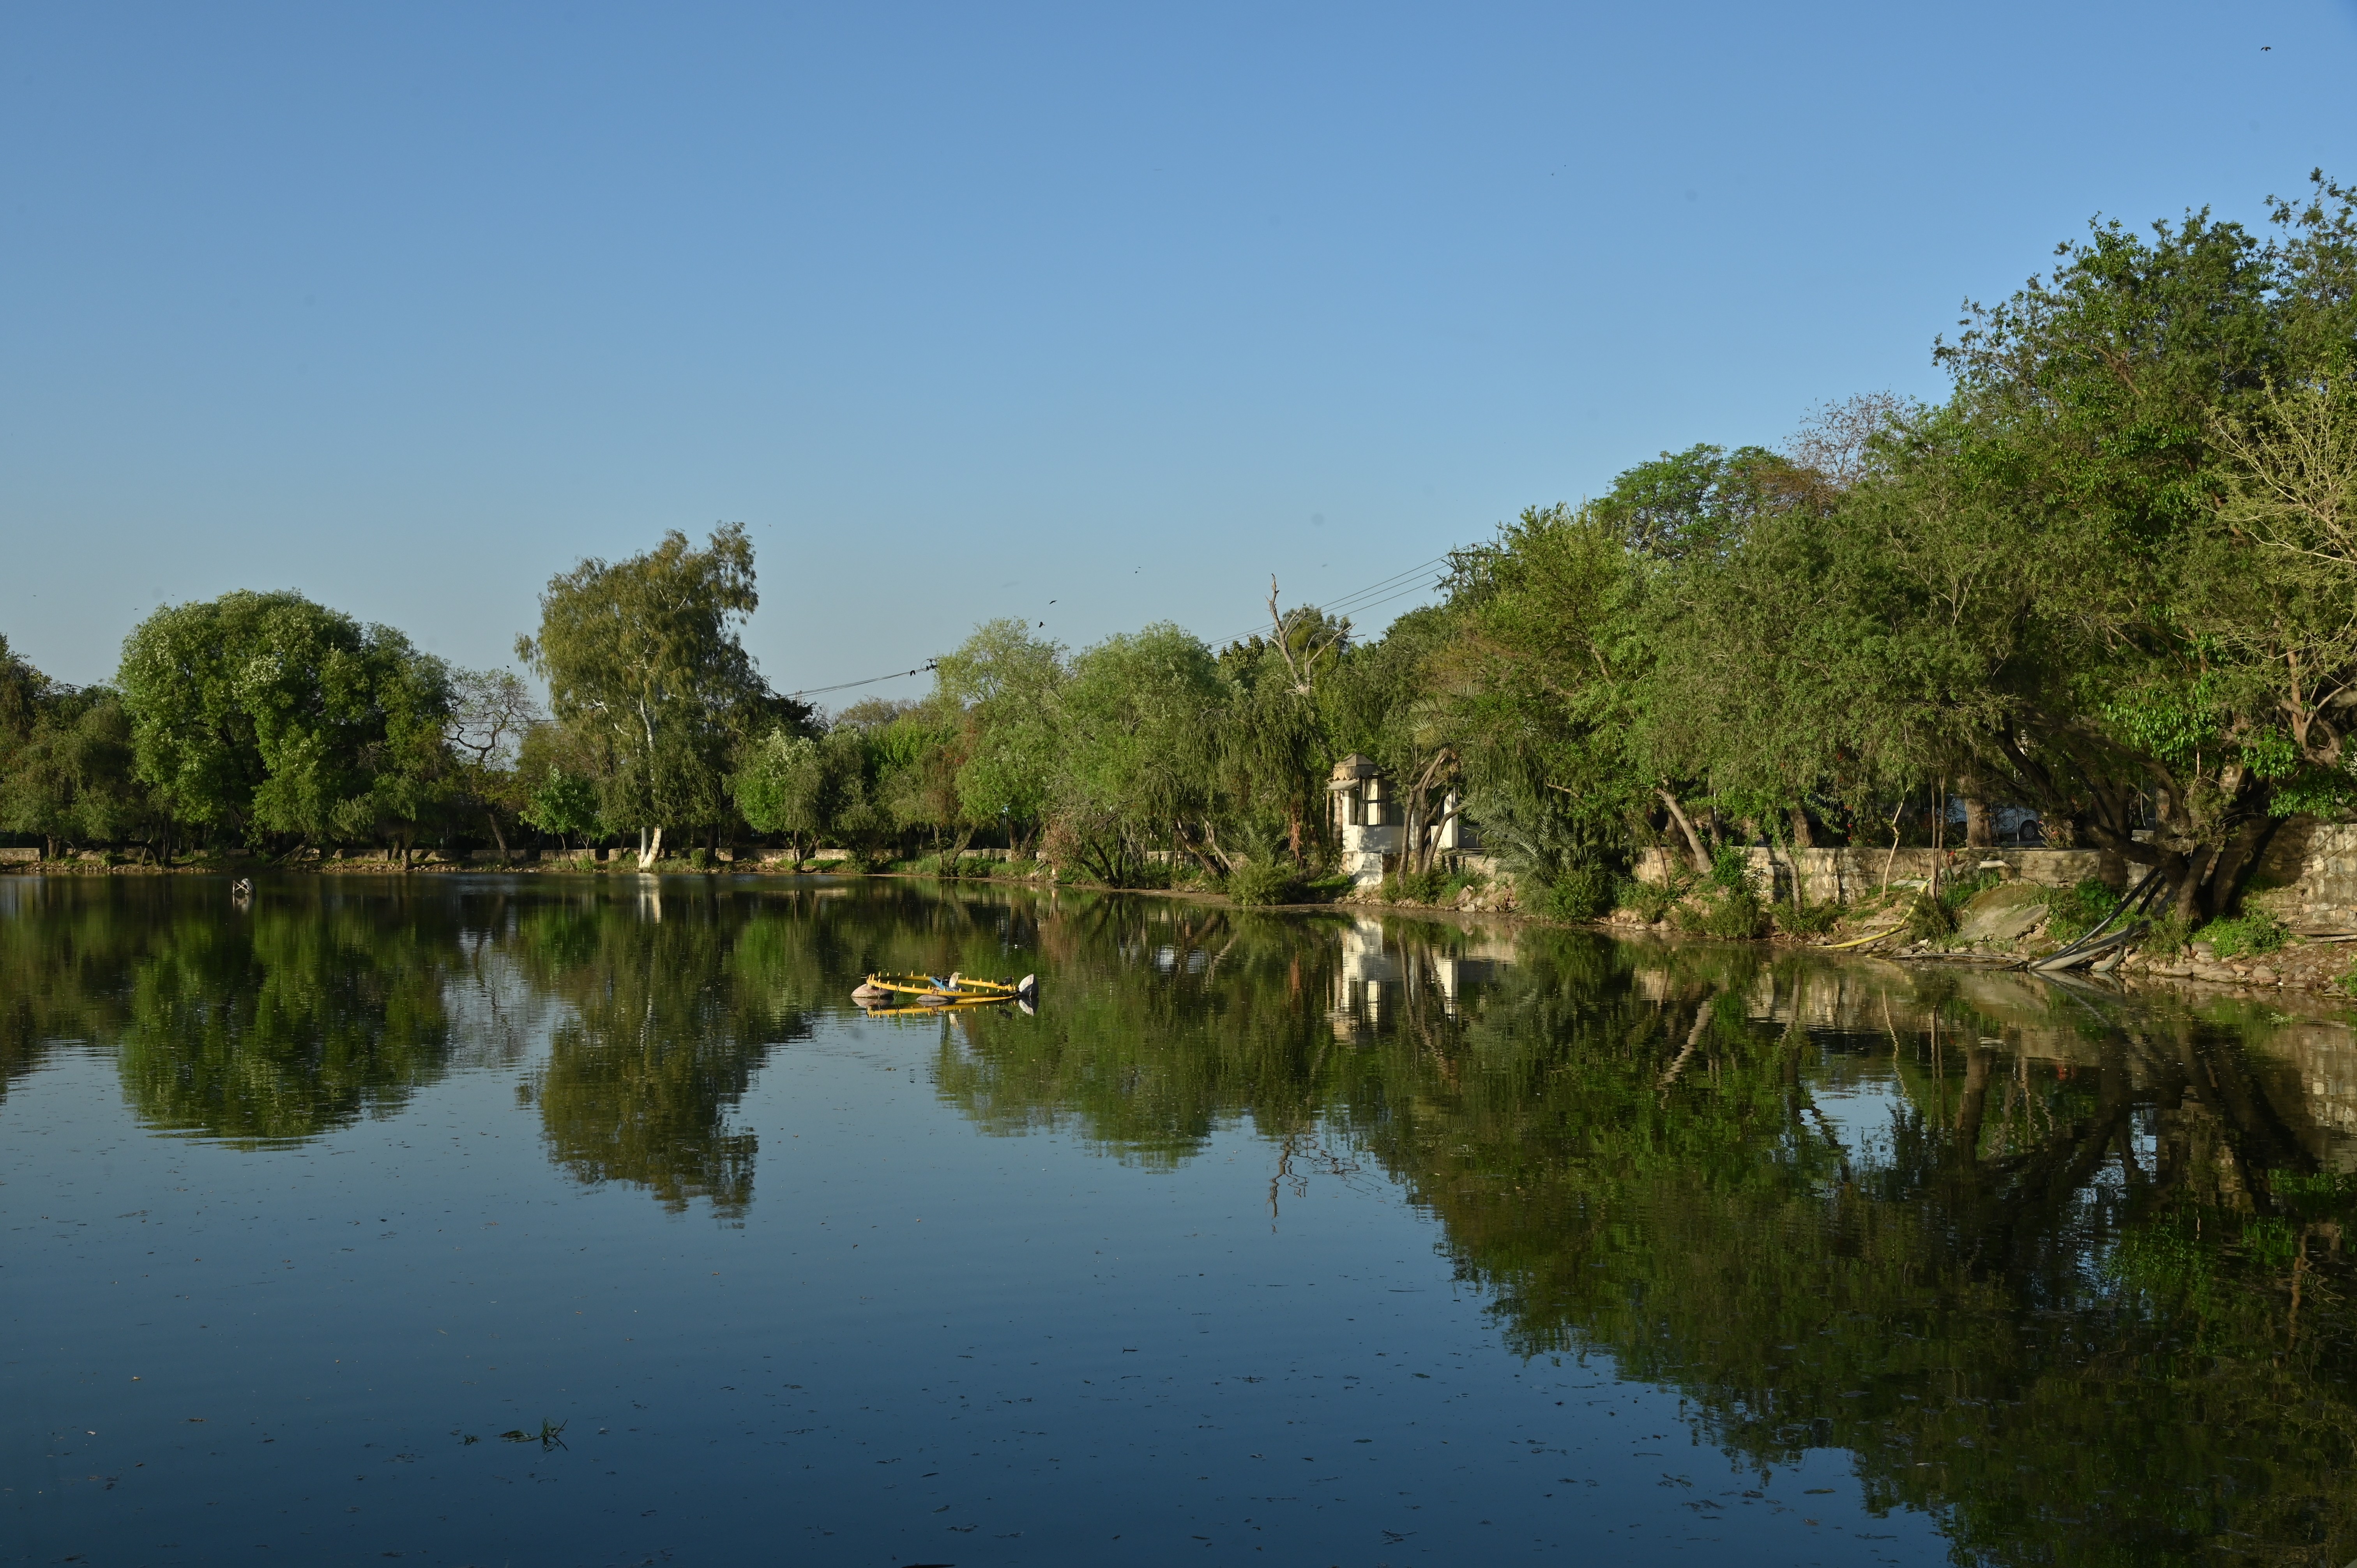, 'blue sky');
4,2,2352,699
